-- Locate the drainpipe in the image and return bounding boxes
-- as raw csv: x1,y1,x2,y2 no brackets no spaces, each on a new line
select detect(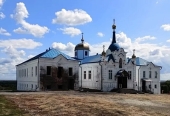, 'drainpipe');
79,65,82,89
38,58,40,91
99,61,103,91
138,66,141,91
